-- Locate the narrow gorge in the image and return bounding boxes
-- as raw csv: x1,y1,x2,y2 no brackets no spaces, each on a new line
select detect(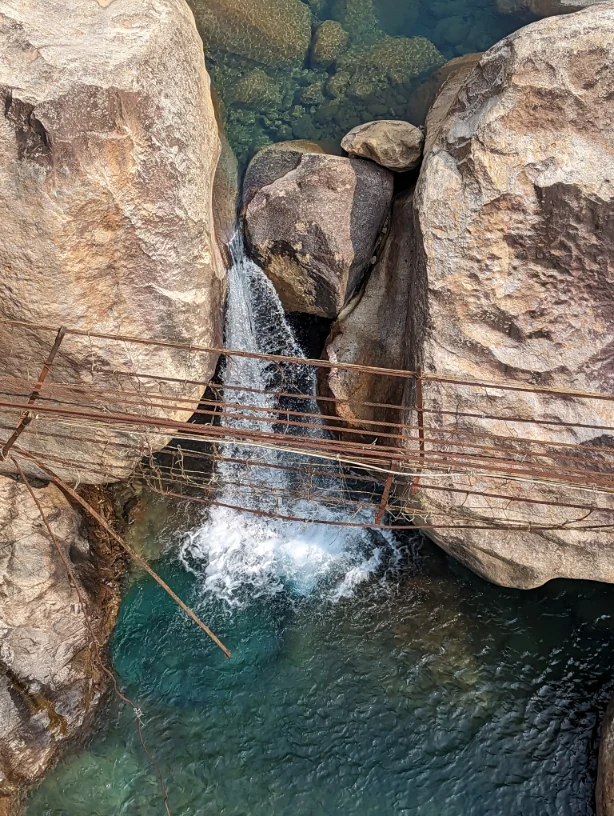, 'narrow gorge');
0,0,613,815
